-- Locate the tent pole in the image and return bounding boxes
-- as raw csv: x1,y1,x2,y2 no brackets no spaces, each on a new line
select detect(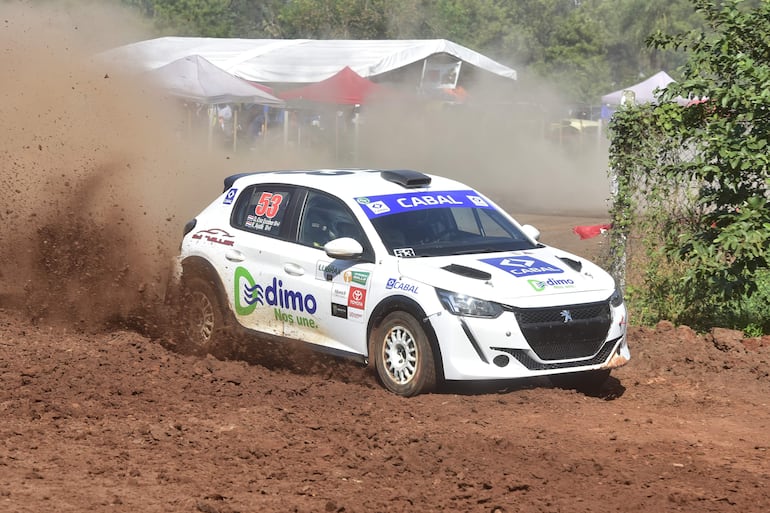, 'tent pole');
233,107,238,153
208,105,214,152
283,110,289,149
335,110,339,162
353,109,360,164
